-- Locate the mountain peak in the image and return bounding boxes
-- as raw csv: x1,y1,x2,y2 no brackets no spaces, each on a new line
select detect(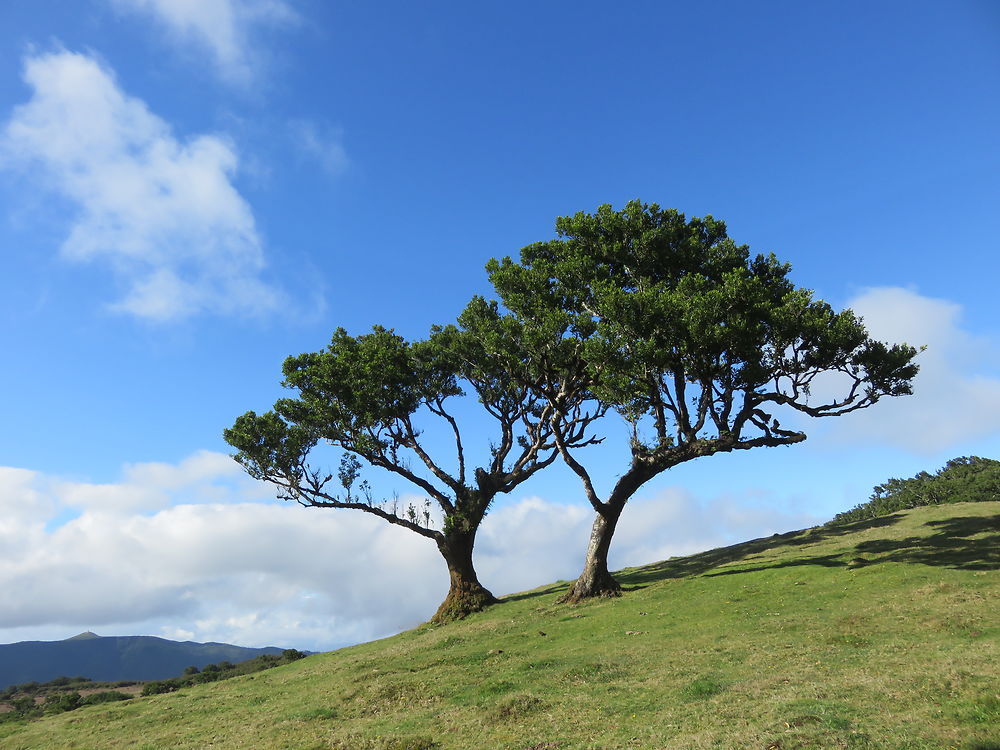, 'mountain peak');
65,631,101,641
